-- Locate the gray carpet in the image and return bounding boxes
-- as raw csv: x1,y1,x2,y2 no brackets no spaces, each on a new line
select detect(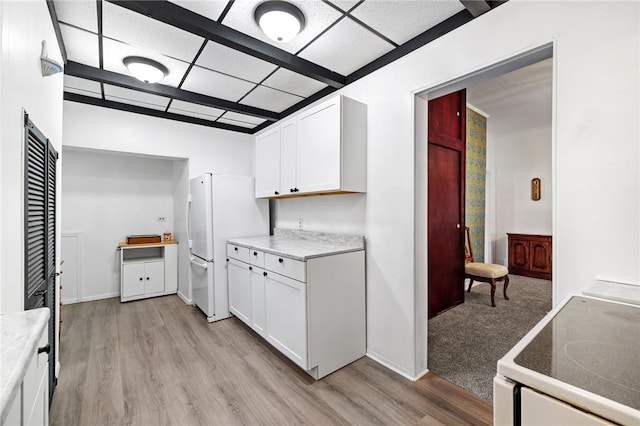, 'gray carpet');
428,275,552,401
